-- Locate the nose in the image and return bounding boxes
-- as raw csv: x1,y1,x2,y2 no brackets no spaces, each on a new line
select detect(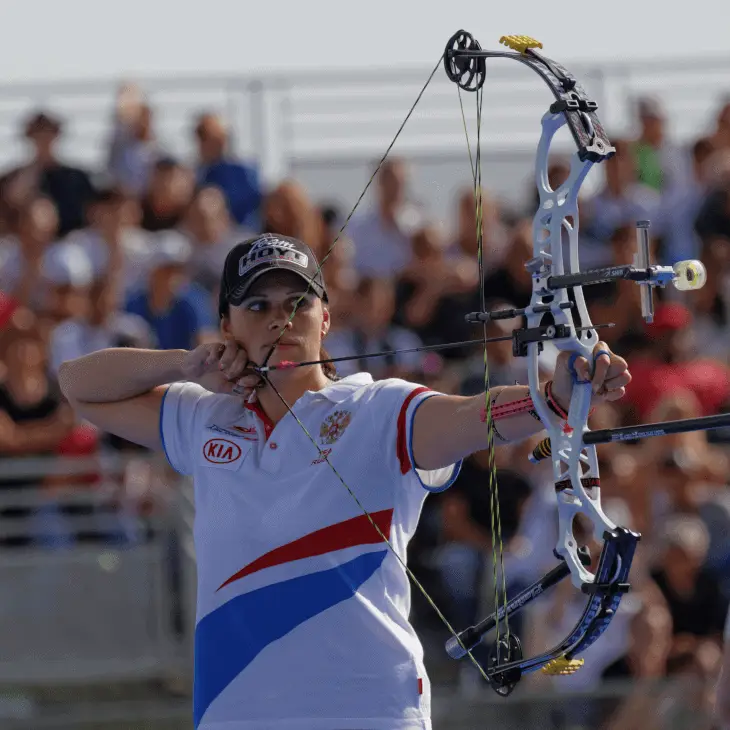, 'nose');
268,316,293,331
